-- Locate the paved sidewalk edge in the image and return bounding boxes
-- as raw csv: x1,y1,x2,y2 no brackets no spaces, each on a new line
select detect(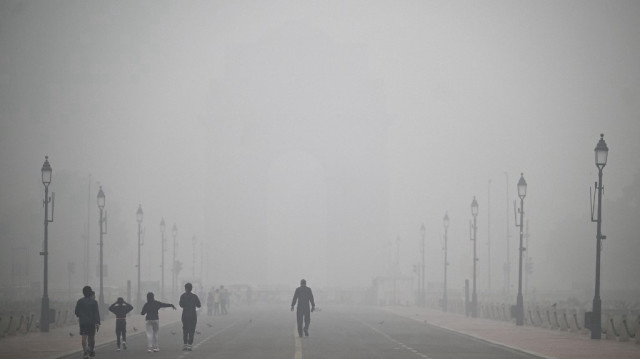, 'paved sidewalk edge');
50,318,181,359
417,318,558,359
386,308,557,359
